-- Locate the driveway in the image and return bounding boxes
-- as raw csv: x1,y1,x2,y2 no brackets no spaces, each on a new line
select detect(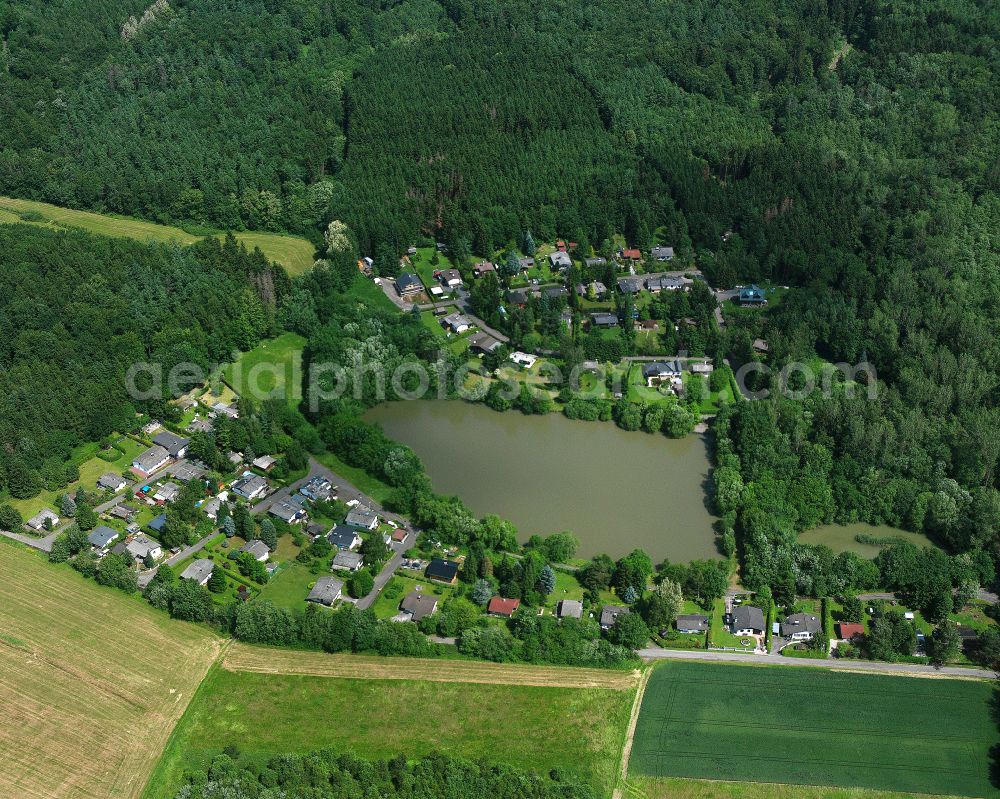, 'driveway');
137,532,218,588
